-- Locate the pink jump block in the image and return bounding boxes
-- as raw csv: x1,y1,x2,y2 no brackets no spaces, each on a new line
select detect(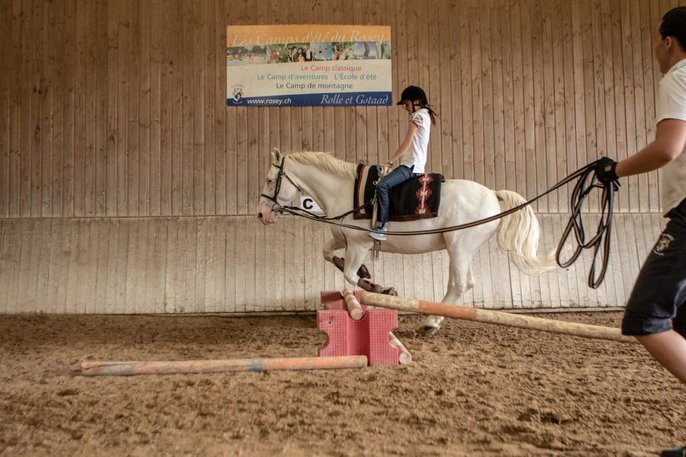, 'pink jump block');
318,290,400,366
